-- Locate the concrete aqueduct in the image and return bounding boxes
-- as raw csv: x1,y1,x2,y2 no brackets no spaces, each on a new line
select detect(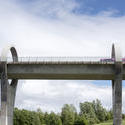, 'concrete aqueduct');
0,44,124,125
